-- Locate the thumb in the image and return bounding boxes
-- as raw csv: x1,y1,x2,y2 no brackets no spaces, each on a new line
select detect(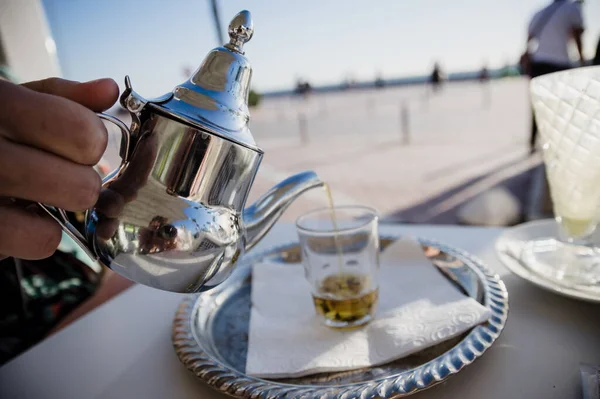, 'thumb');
22,77,119,112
